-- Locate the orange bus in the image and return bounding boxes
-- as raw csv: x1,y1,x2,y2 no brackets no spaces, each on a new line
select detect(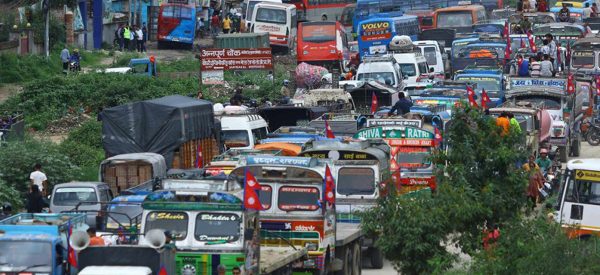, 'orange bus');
433,4,487,33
